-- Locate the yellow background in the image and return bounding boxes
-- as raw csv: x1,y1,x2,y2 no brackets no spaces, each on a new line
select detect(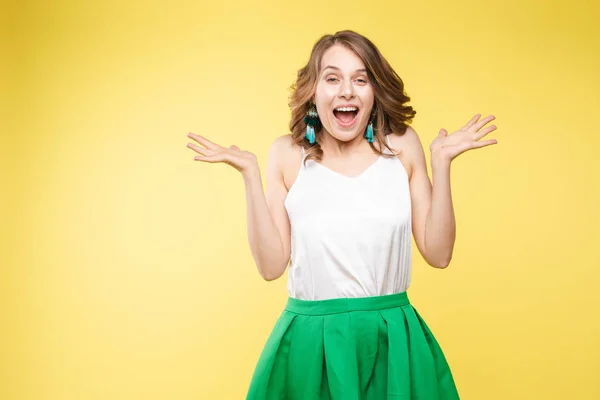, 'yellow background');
2,0,599,398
